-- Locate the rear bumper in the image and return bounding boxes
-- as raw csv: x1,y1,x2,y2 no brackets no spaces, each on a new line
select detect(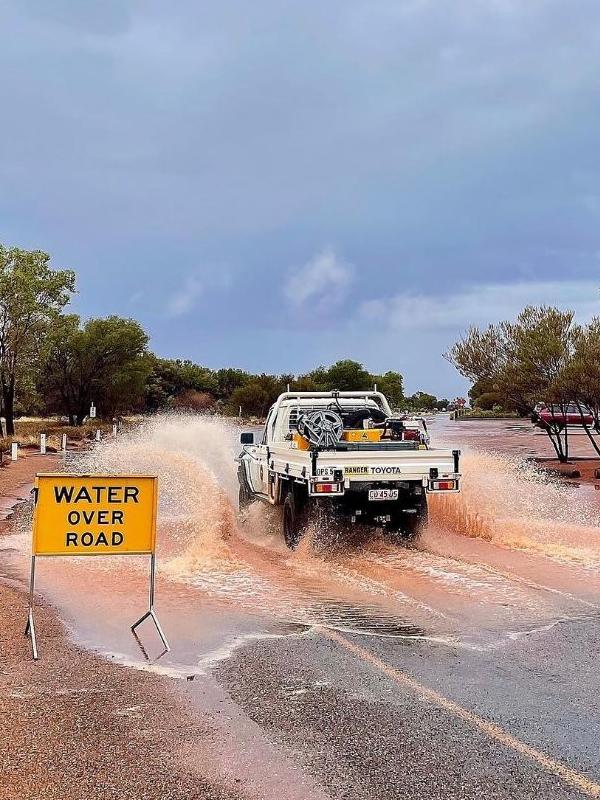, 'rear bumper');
309,487,425,525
